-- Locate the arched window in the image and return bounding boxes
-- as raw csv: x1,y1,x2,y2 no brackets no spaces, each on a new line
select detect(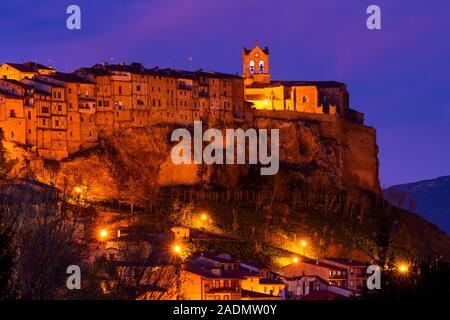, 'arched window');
249,60,255,74
302,96,308,103
259,60,265,74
